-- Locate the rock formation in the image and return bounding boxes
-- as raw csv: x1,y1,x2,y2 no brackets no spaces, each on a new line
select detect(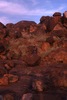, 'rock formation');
0,11,67,100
